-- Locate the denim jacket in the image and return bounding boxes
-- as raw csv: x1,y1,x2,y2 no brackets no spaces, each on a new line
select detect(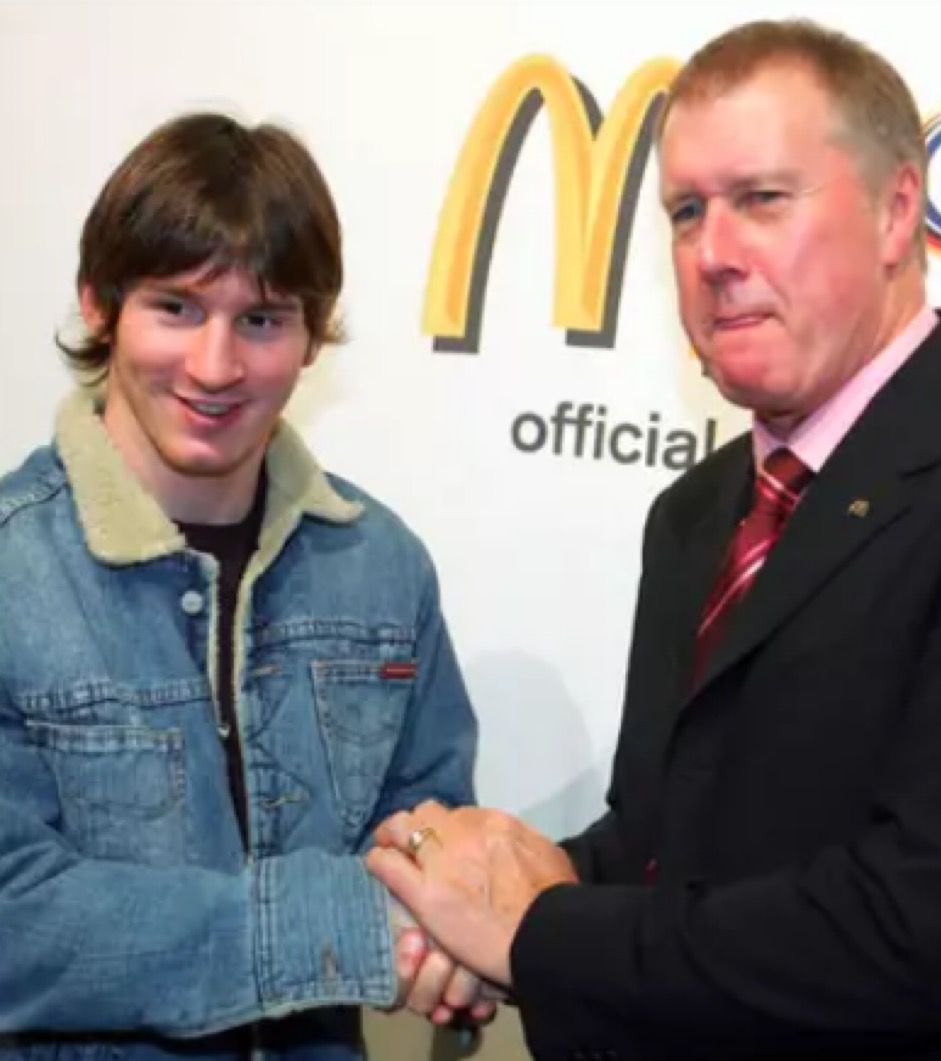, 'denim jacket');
0,390,476,1061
